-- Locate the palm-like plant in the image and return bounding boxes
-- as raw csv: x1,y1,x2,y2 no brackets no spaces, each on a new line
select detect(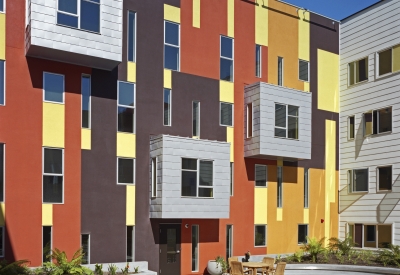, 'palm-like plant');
0,259,30,275
328,234,356,255
301,237,326,263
